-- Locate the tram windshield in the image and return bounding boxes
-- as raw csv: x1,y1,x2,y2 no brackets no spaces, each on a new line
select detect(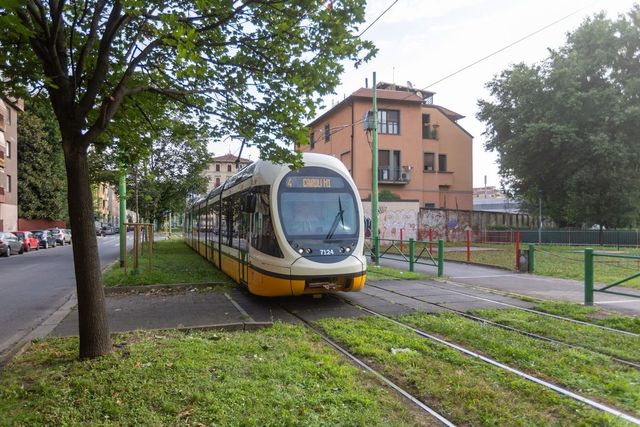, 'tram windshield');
278,171,358,240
